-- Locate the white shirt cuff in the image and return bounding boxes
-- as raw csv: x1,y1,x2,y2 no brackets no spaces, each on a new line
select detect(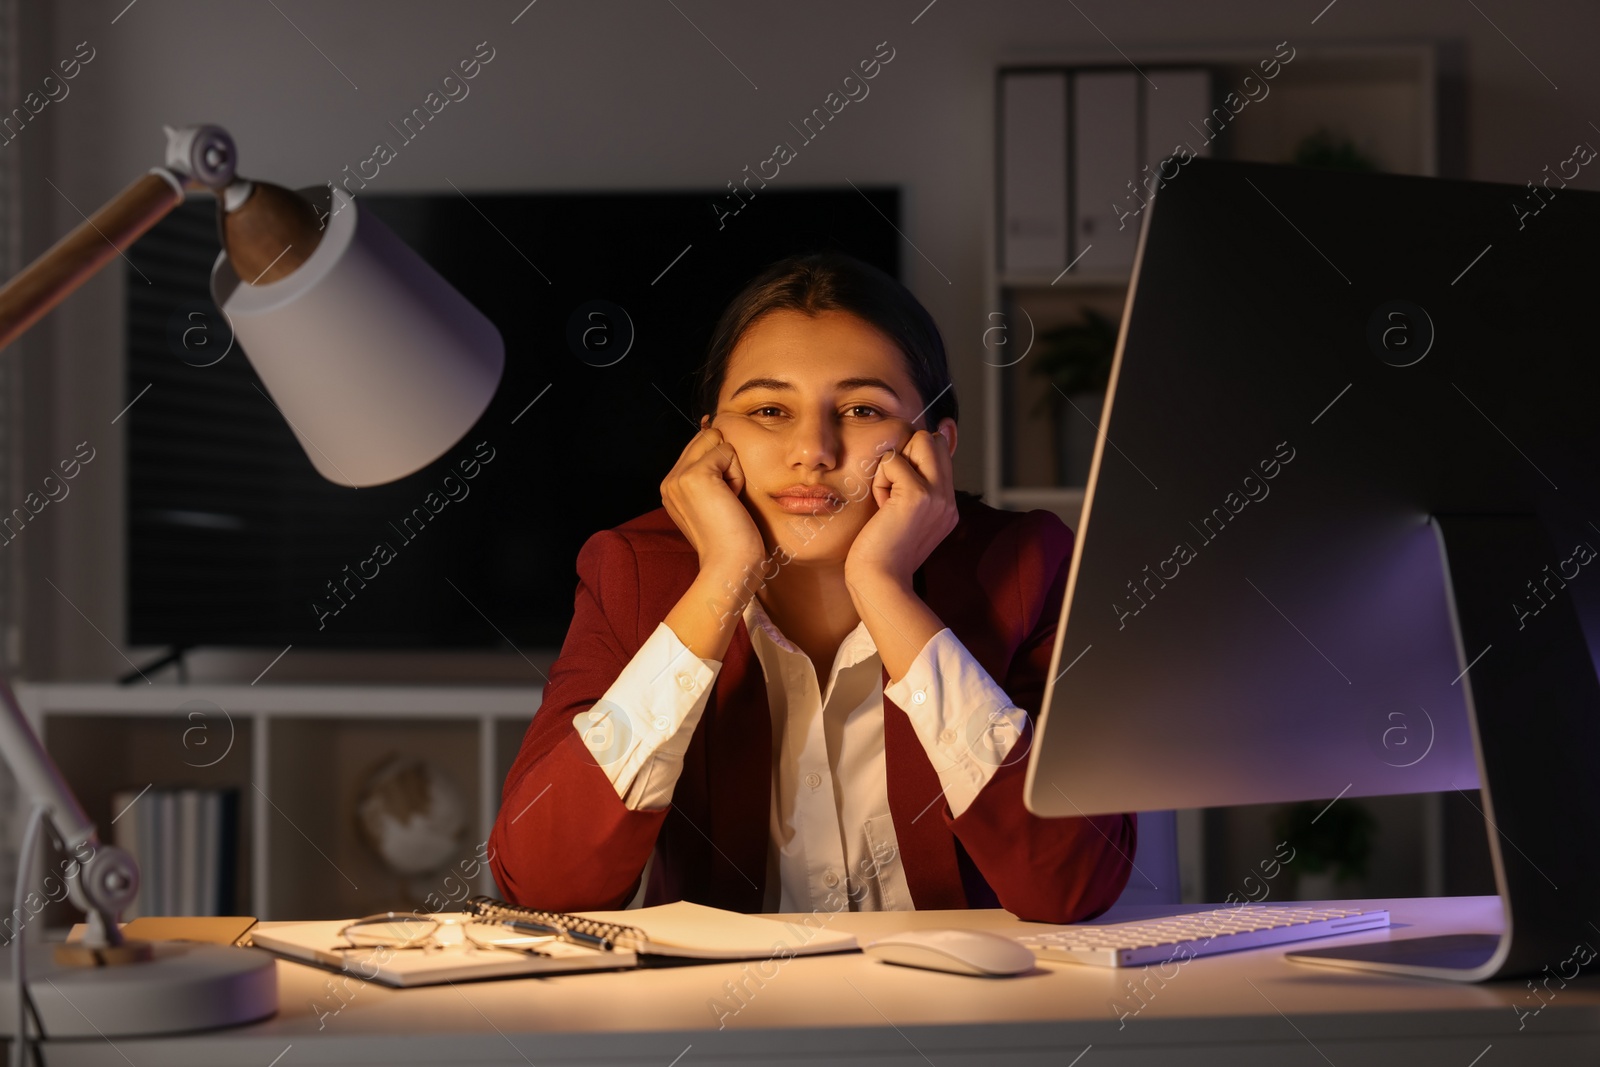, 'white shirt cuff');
572,621,721,809
884,628,1029,818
